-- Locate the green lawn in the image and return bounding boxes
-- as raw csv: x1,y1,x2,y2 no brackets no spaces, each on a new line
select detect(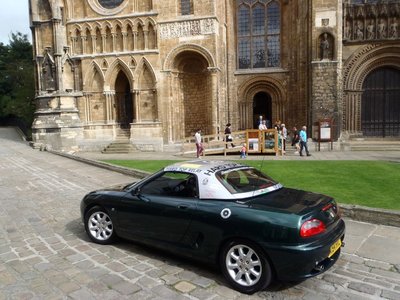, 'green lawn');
103,160,400,211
